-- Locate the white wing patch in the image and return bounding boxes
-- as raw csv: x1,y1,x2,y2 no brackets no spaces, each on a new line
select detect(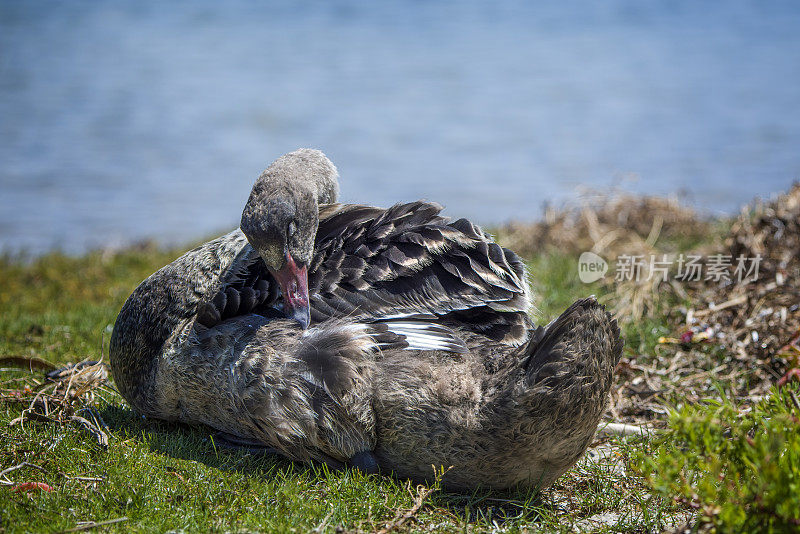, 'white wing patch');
378,320,469,354
301,318,469,355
